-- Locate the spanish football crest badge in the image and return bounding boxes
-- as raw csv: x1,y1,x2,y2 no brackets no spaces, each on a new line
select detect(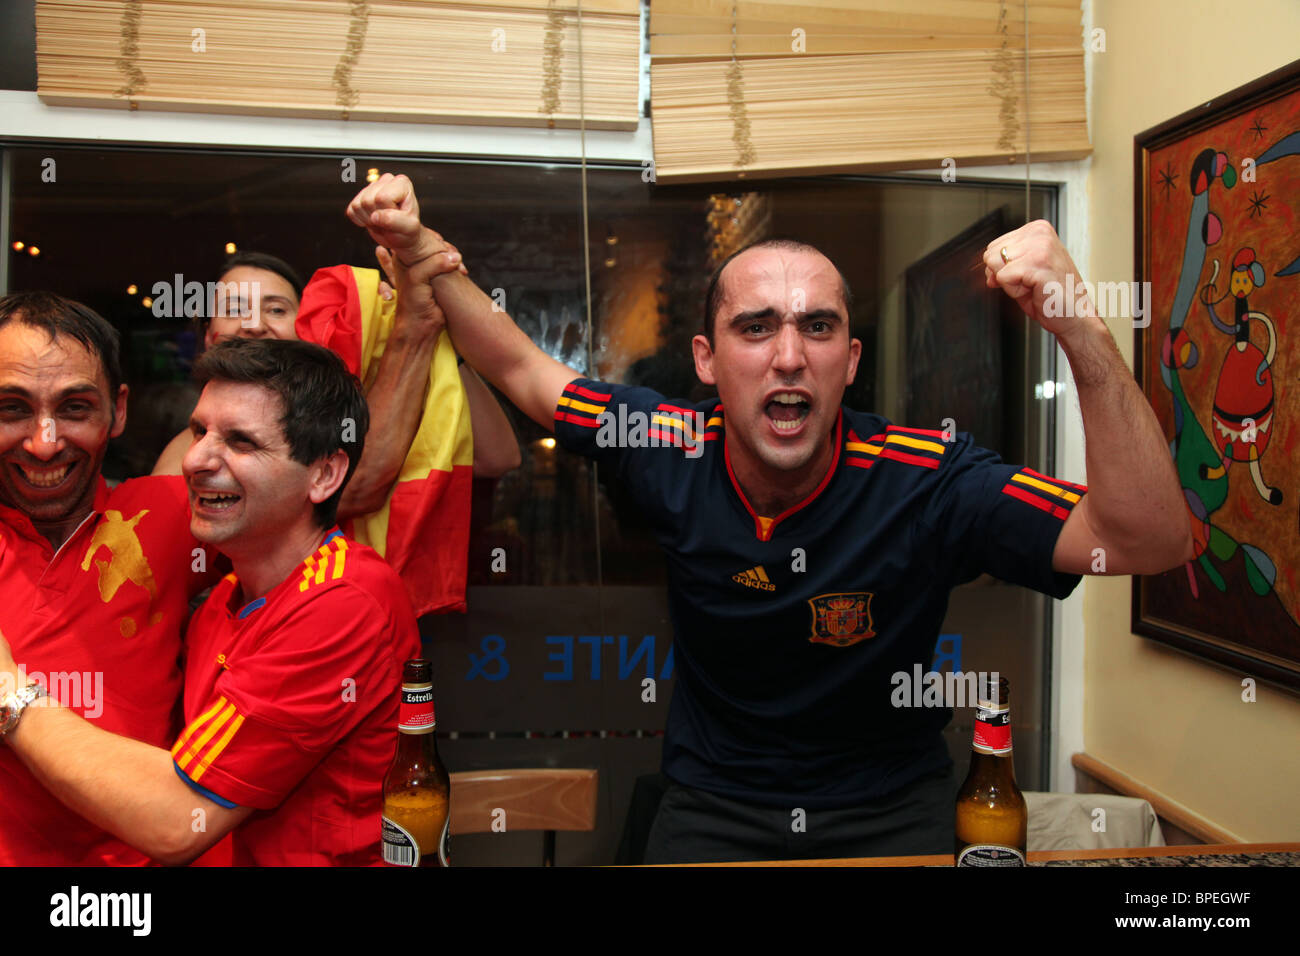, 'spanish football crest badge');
807,592,875,647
